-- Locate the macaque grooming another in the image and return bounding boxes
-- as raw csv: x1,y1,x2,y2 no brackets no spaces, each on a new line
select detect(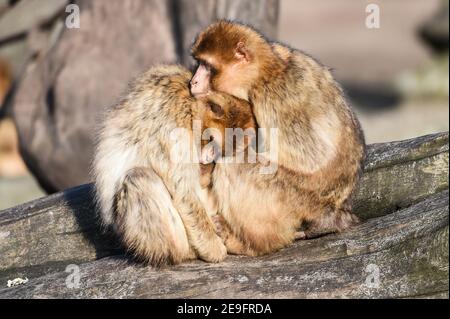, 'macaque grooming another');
93,64,257,265
95,65,228,265
191,21,366,256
